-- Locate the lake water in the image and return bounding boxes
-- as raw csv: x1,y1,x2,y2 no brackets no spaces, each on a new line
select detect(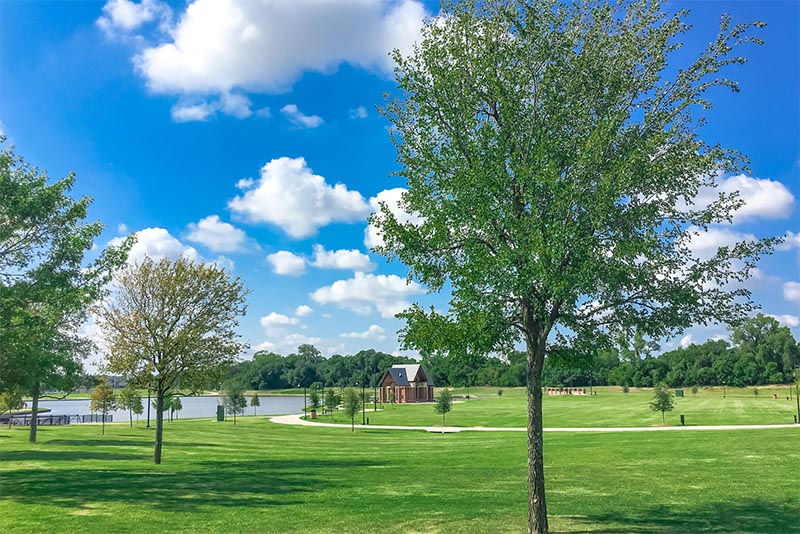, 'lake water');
36,395,305,422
